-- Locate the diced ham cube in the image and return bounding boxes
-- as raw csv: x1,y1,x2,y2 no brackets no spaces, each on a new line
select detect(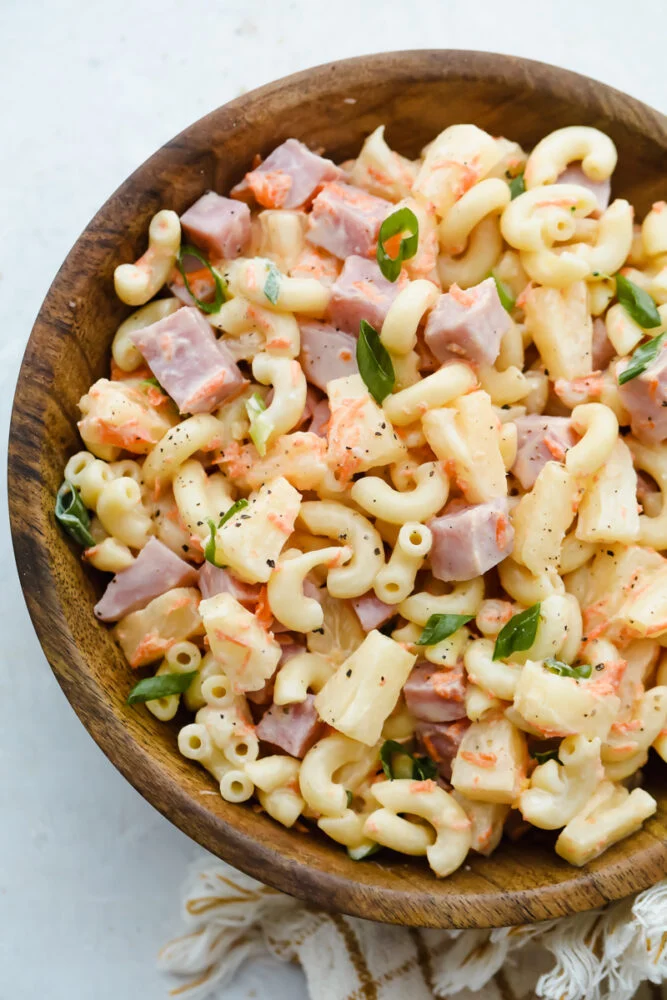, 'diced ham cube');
232,139,342,210
94,537,198,622
511,415,578,489
404,662,467,723
131,306,245,414
327,256,405,334
256,694,324,758
429,498,514,582
617,342,667,444
198,564,262,605
351,592,395,632
180,192,251,260
416,718,471,782
299,321,359,390
279,641,307,664
592,316,616,371
424,278,510,366
307,182,392,260
246,676,275,710
308,399,331,438
557,164,611,214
